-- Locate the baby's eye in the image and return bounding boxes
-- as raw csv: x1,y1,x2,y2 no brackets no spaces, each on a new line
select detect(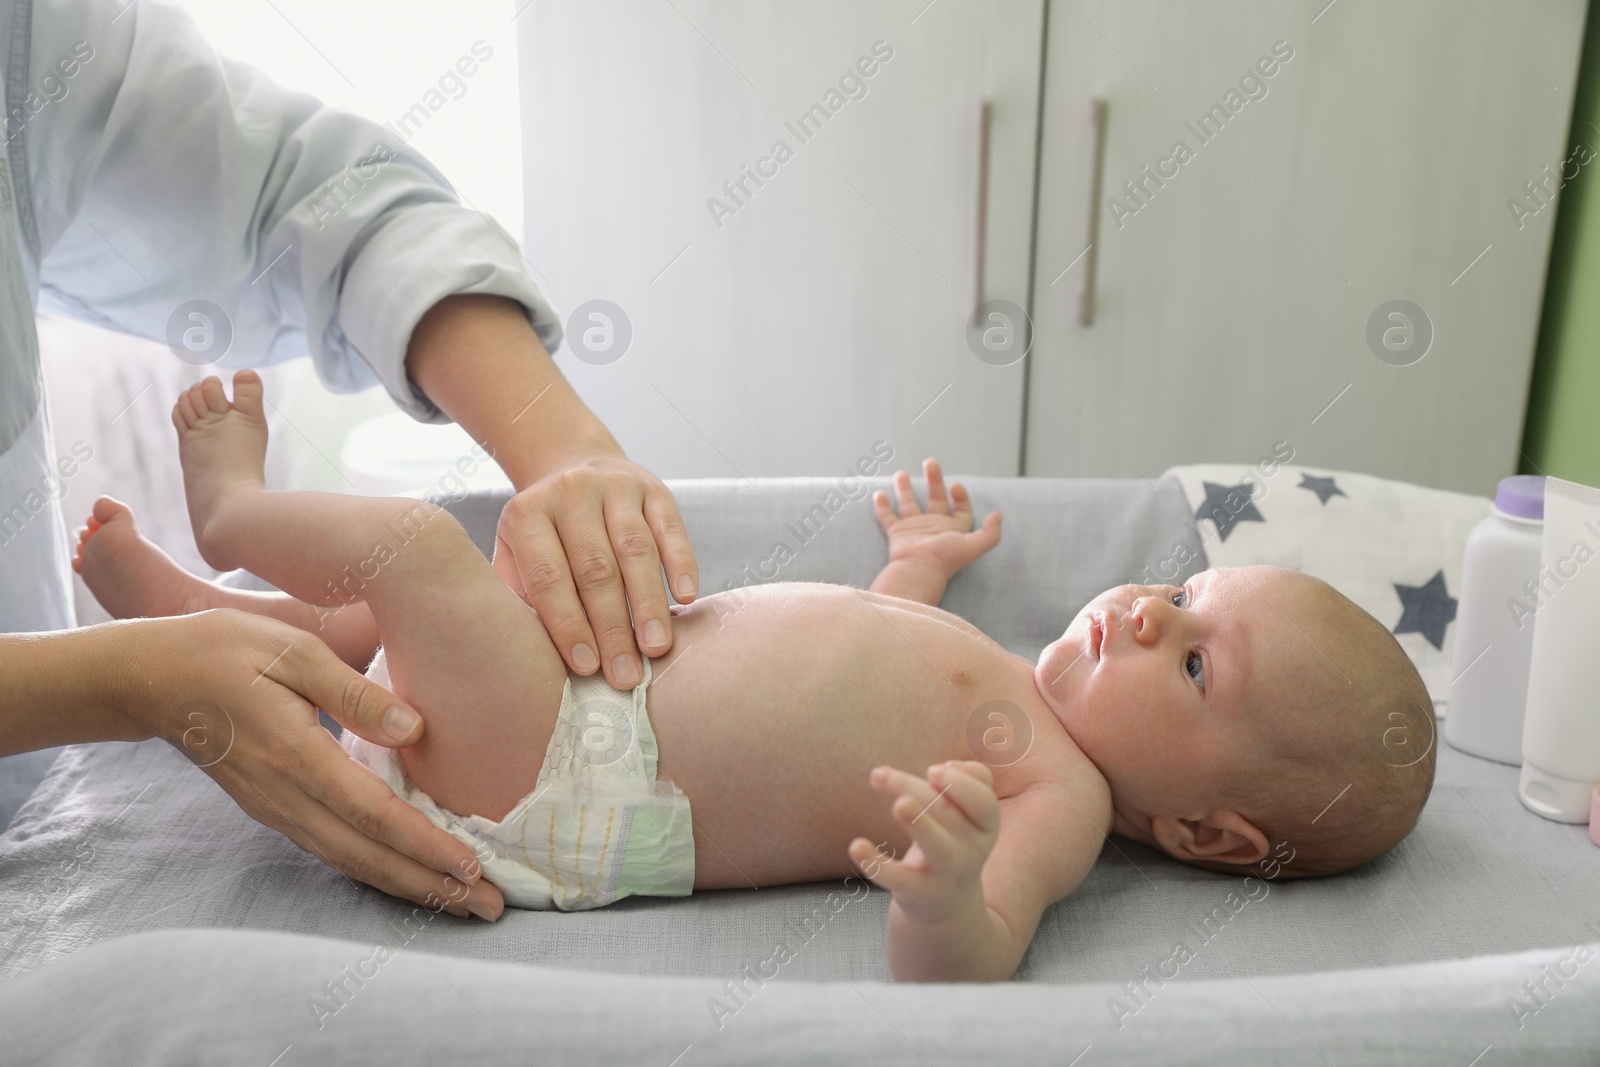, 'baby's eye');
1171,588,1191,608
1185,650,1205,691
